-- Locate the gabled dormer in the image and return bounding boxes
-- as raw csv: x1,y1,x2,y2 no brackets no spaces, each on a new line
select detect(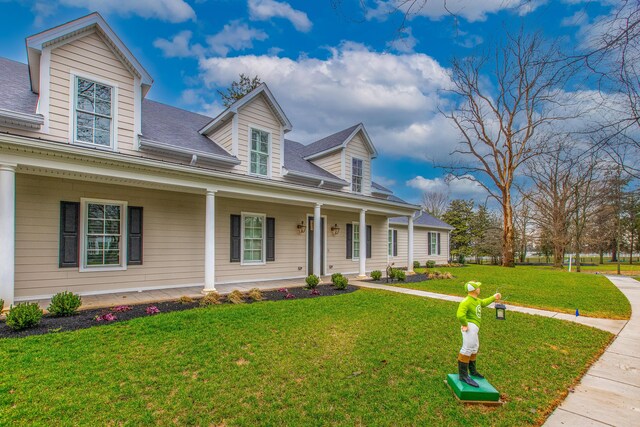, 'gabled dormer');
302,124,377,196
25,12,152,153
199,84,292,179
